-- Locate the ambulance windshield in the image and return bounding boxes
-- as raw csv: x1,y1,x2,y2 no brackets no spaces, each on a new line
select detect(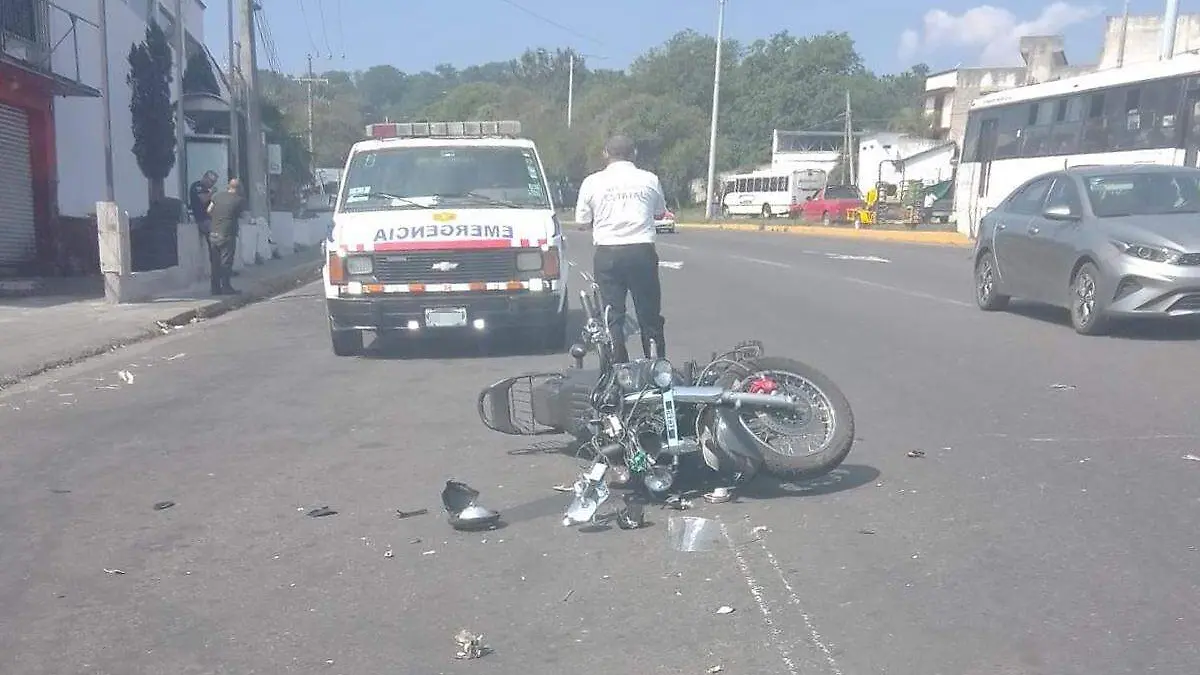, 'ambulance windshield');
339,145,551,212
